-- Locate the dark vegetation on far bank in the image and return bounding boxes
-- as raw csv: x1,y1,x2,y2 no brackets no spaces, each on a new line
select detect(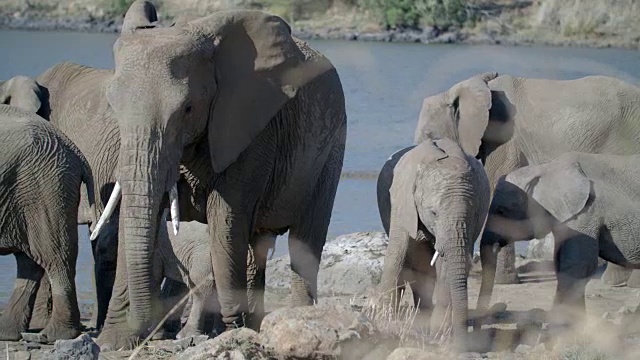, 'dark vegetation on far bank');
0,0,639,49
